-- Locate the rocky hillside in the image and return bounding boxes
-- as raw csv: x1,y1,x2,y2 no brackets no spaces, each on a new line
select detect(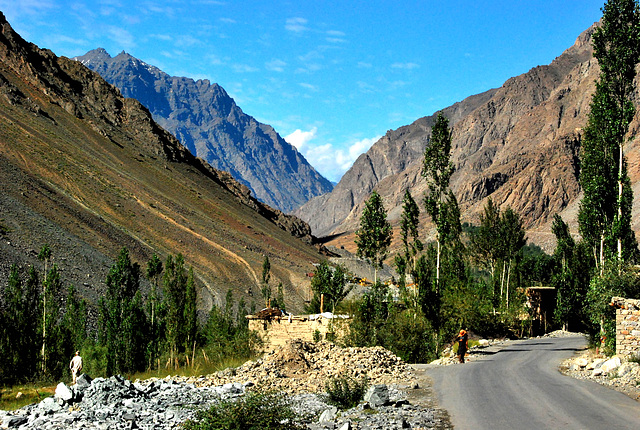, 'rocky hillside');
0,12,323,313
73,49,333,213
296,22,640,252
